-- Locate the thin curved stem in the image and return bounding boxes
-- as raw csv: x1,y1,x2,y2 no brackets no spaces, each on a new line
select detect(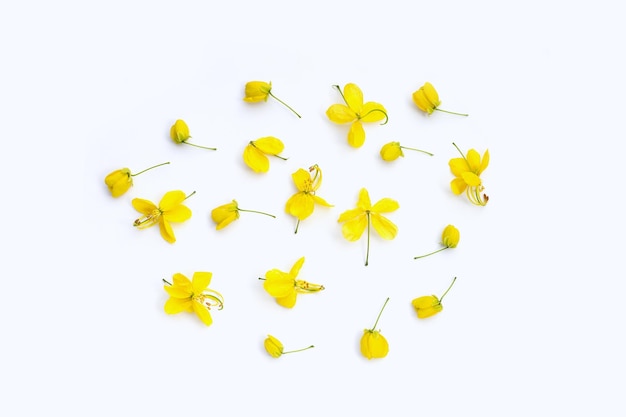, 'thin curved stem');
294,219,301,234
162,279,172,285
414,246,448,259
184,191,196,200
371,297,390,330
272,153,288,161
132,162,170,176
401,146,433,156
435,108,468,117
283,345,314,354
268,91,301,118
238,208,276,218
439,277,457,303
184,141,217,151
361,108,389,125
